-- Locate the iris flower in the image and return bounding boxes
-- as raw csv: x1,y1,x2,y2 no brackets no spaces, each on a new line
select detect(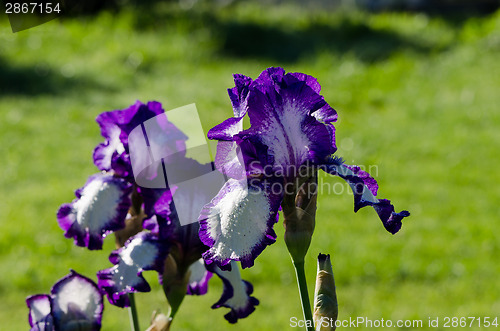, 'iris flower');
56,101,187,250
199,67,410,270
56,101,259,322
97,182,260,323
26,270,103,331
